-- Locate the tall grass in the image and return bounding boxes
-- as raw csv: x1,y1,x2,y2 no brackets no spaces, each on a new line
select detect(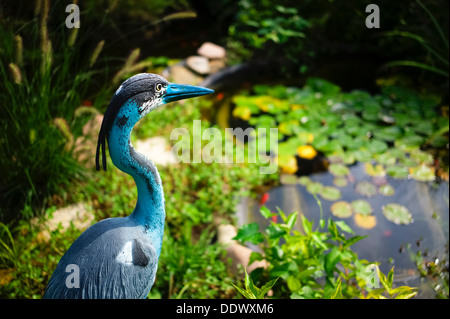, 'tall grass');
0,1,111,221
